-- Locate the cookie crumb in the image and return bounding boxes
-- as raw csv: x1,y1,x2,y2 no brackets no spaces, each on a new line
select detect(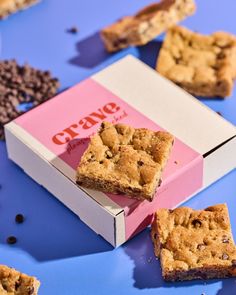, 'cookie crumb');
147,257,153,263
